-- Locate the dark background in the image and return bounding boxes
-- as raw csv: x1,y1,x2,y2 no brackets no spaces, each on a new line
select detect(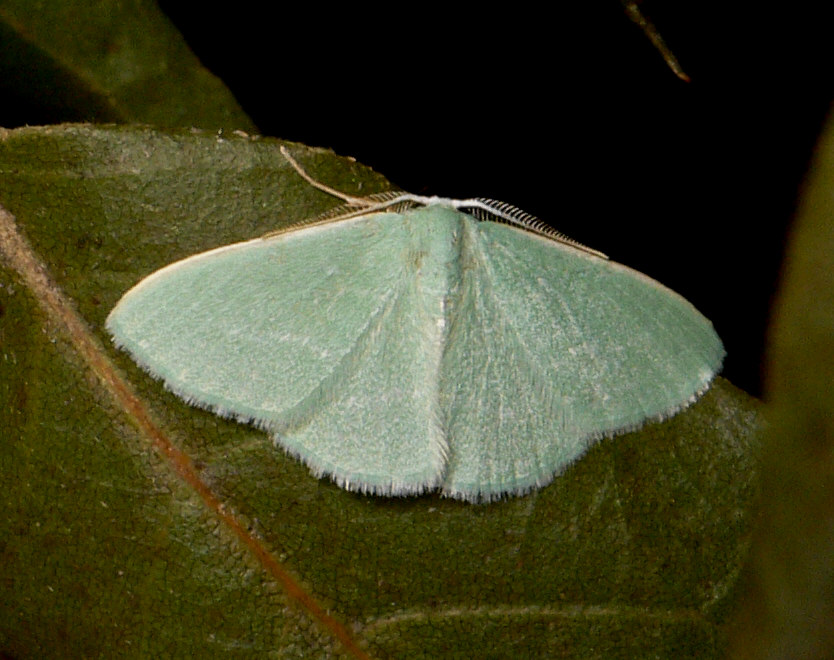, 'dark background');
161,1,834,394
154,3,833,398
9,3,834,398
